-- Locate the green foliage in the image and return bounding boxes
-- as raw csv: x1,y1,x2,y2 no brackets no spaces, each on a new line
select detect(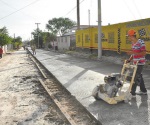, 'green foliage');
0,26,23,48
42,32,56,43
0,27,12,46
48,44,52,49
0,26,8,35
31,29,43,47
30,39,35,46
0,34,12,46
13,36,22,49
31,28,42,37
46,17,76,36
